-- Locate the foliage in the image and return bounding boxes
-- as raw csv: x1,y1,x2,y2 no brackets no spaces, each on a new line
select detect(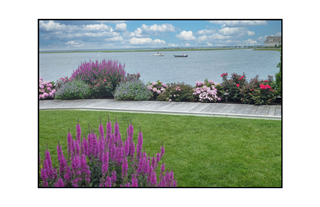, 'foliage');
220,72,247,102
39,77,56,100
272,55,282,96
113,80,152,101
192,79,223,103
71,59,126,93
88,74,114,98
146,80,168,99
39,117,177,187
54,80,91,100
157,82,196,102
239,75,277,105
121,72,141,83
55,76,73,91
